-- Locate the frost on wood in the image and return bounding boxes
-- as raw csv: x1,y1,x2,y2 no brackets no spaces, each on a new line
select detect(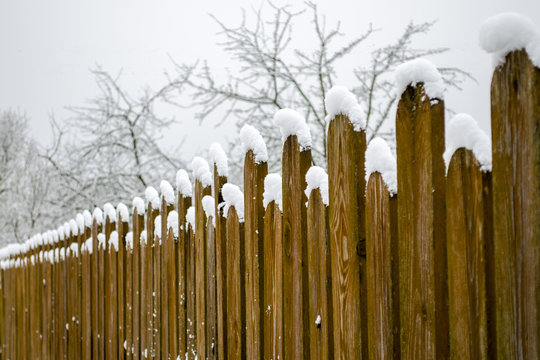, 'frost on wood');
186,206,196,230
222,183,245,222
305,166,330,206
160,180,175,205
202,195,216,226
240,124,268,163
145,186,161,209
209,142,229,177
167,211,179,238
117,203,129,222
273,109,312,151
93,207,104,226
394,58,445,99
191,157,213,188
132,197,145,215
83,210,93,228
443,113,492,172
325,85,366,131
263,173,283,211
365,137,398,195
109,231,119,252
103,203,116,222
176,169,193,198
479,12,540,68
